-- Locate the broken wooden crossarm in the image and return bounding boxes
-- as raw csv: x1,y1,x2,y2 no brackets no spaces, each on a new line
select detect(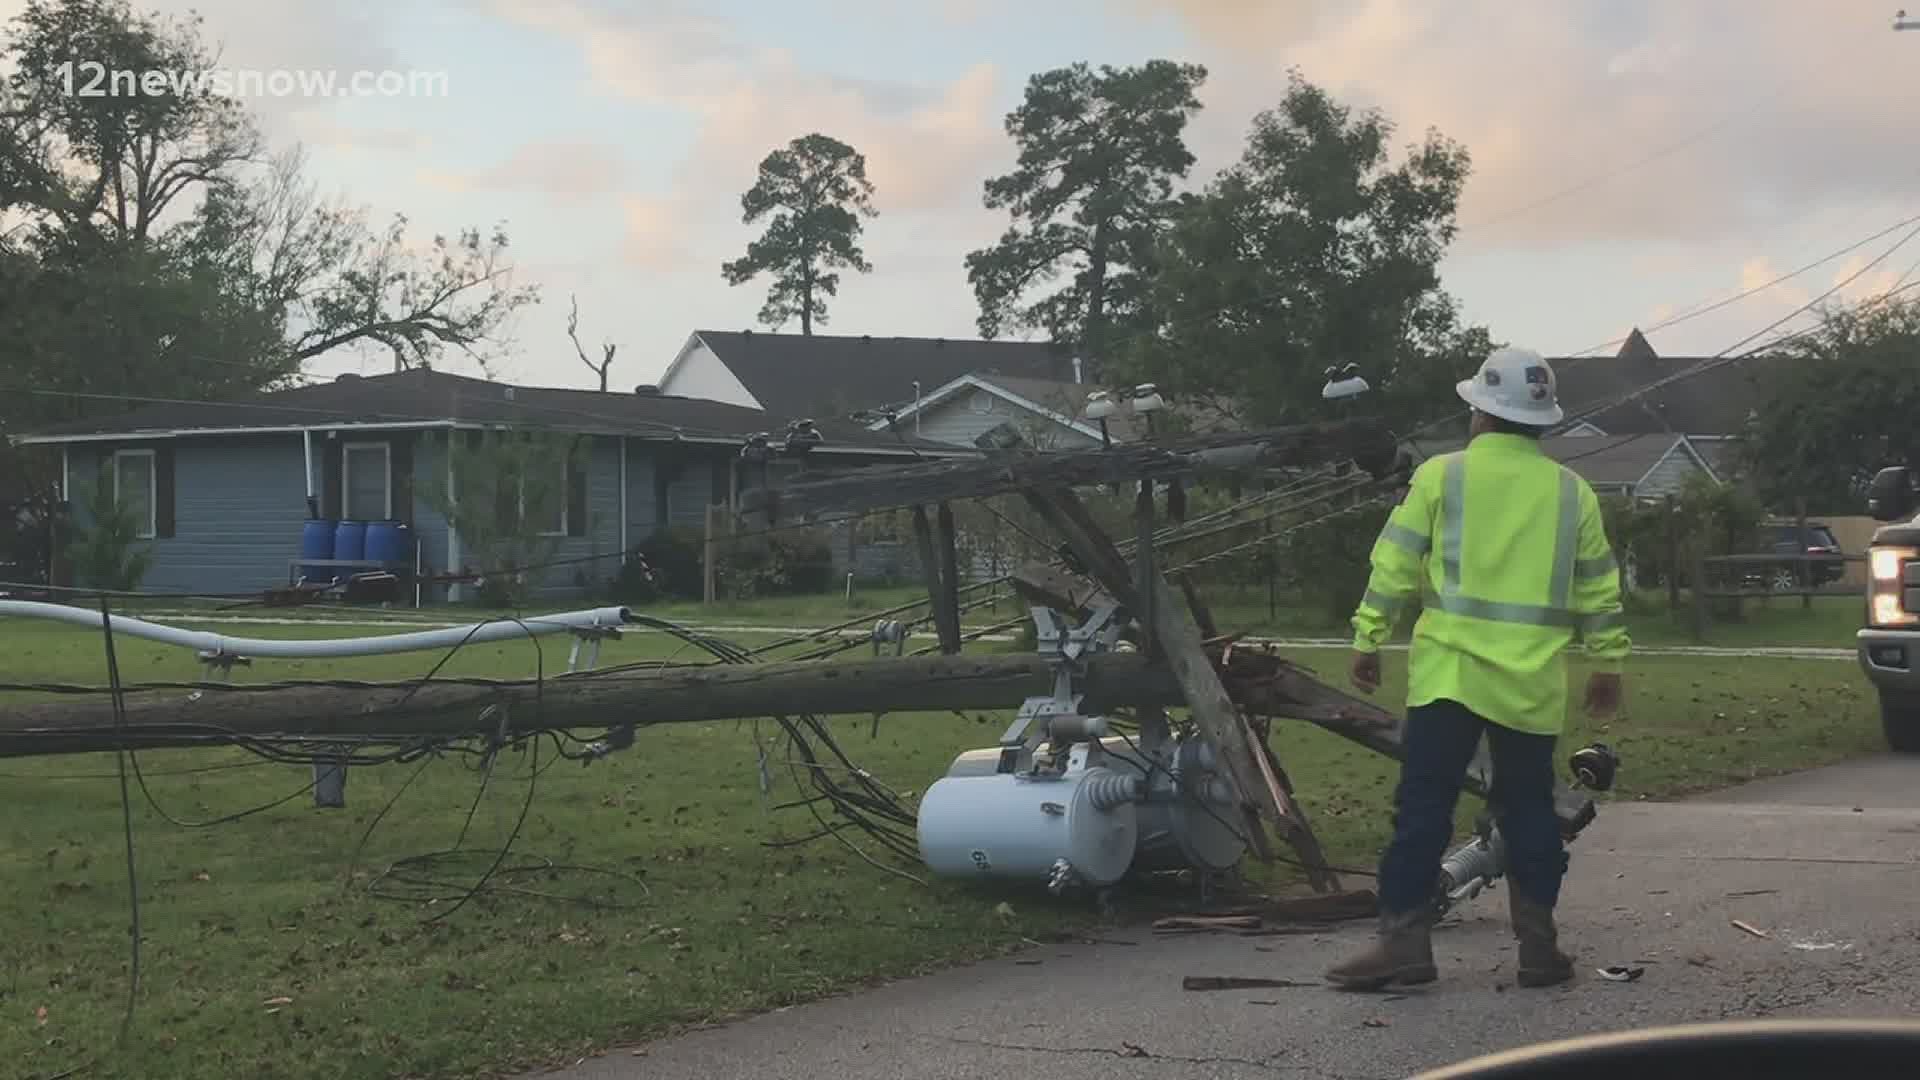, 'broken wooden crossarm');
1228,650,1596,833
